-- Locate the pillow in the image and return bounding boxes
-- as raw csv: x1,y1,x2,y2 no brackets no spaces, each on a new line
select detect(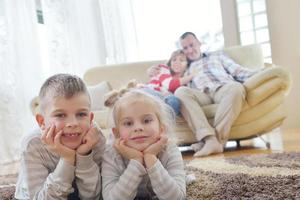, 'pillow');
87,81,111,111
